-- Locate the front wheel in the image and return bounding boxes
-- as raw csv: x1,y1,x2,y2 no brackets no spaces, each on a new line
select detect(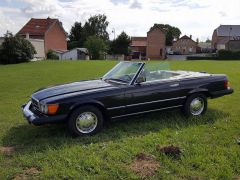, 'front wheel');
68,106,104,137
183,94,207,117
